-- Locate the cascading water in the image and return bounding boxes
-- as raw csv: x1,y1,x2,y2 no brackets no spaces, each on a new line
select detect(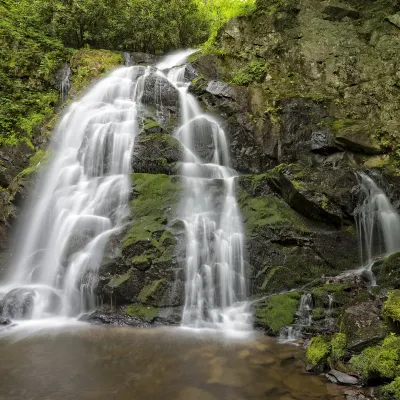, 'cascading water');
0,50,251,333
0,66,149,320
161,58,252,332
356,172,400,284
